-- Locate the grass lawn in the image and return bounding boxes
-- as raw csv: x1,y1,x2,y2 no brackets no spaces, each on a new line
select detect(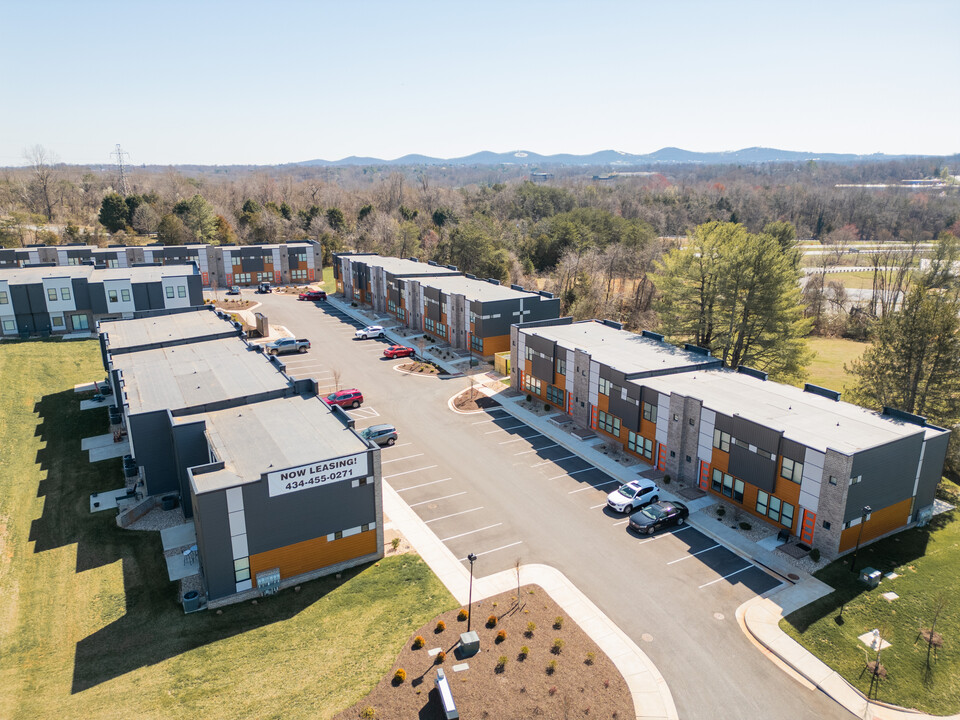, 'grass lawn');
820,271,876,290
320,265,334,291
0,339,455,720
802,336,869,394
780,492,960,715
